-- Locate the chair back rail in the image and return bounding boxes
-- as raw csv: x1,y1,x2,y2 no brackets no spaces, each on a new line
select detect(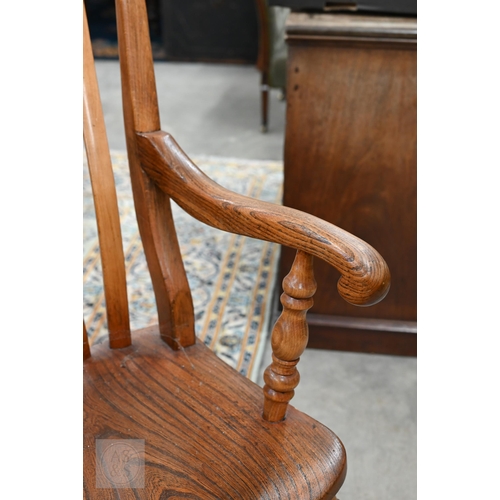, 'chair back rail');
115,0,196,350
83,7,131,350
